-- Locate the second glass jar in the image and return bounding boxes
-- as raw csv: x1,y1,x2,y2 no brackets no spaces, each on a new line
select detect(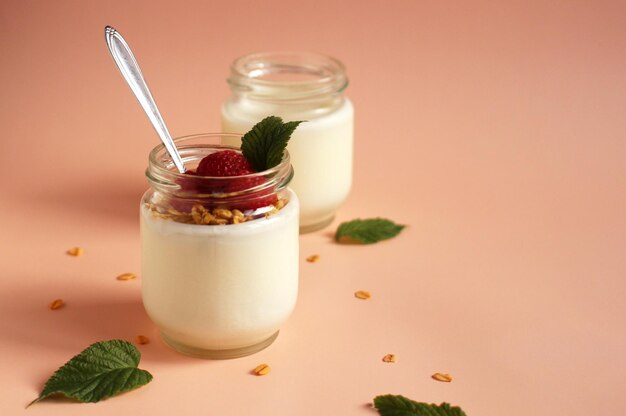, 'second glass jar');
221,51,354,233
